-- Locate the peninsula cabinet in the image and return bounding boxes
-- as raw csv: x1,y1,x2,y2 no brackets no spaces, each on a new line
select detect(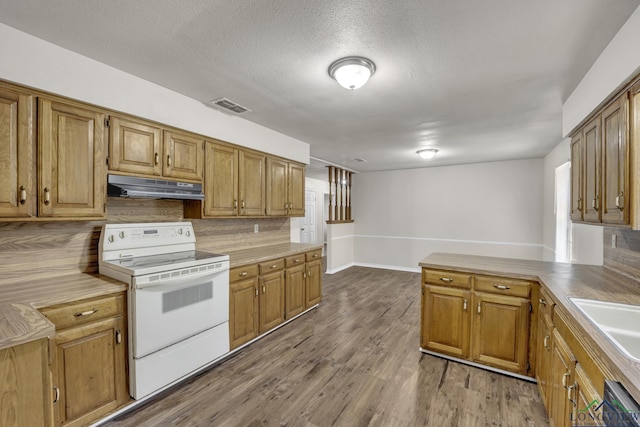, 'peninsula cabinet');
420,268,533,376
266,157,305,217
184,140,265,218
0,83,36,219
535,287,555,408
40,293,128,427
108,115,203,182
38,98,107,219
284,249,323,320
0,338,52,427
